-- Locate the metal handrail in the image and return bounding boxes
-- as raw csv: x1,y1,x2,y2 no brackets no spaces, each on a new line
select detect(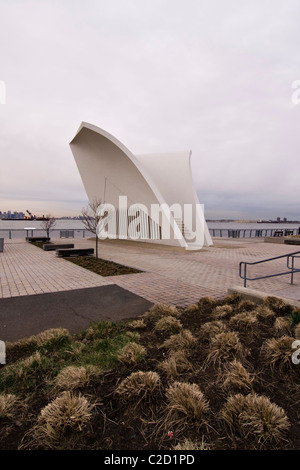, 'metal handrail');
239,250,300,287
